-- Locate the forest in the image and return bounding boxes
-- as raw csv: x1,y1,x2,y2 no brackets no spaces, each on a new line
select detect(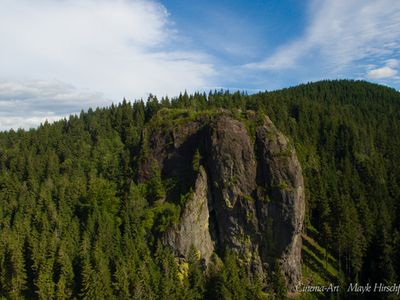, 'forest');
0,80,399,299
